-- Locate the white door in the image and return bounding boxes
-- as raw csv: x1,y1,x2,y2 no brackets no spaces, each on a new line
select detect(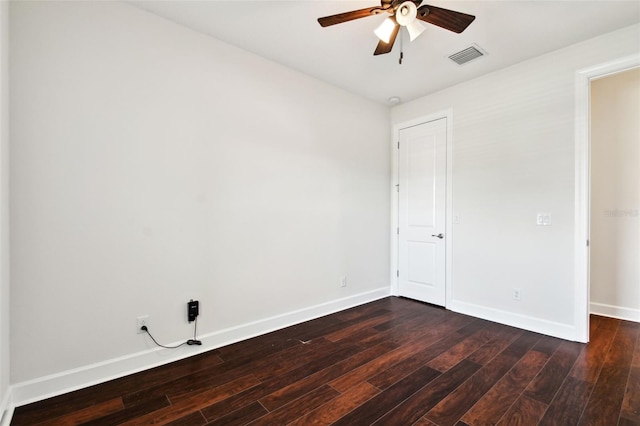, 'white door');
398,118,447,306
